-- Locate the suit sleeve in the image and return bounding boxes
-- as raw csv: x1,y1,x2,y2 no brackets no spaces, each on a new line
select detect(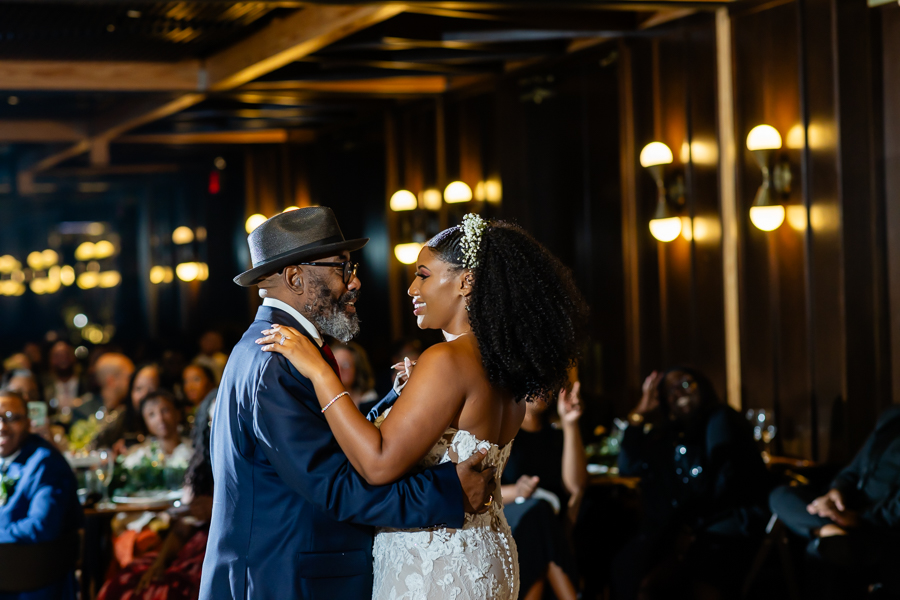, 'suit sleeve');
0,455,71,543
251,355,465,529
